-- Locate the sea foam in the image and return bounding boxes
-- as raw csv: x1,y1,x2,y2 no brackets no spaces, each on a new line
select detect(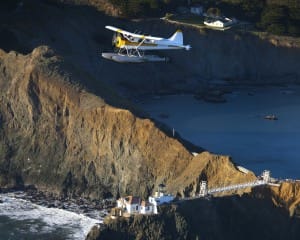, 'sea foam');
0,192,102,239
